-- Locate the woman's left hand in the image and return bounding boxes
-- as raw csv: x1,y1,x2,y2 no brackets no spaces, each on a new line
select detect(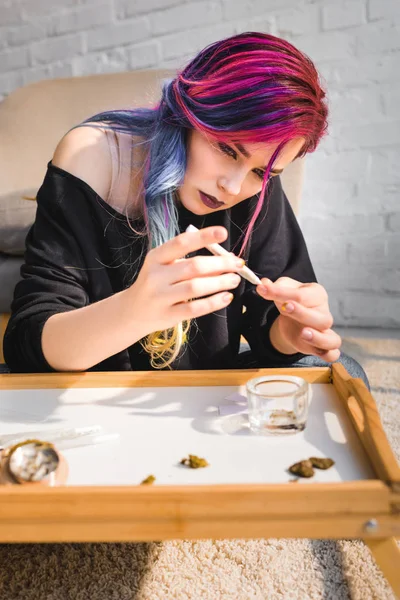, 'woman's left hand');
257,276,342,362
